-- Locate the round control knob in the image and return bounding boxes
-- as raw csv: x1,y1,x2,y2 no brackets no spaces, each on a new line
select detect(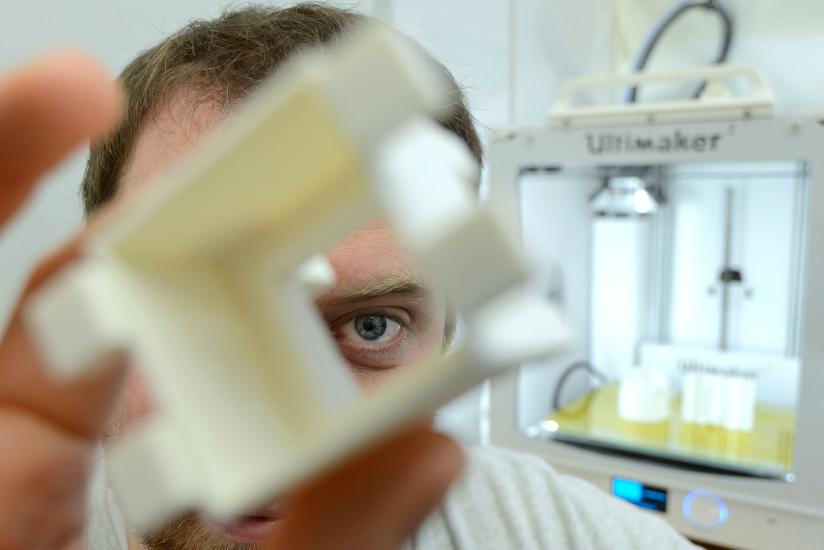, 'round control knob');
682,489,729,530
